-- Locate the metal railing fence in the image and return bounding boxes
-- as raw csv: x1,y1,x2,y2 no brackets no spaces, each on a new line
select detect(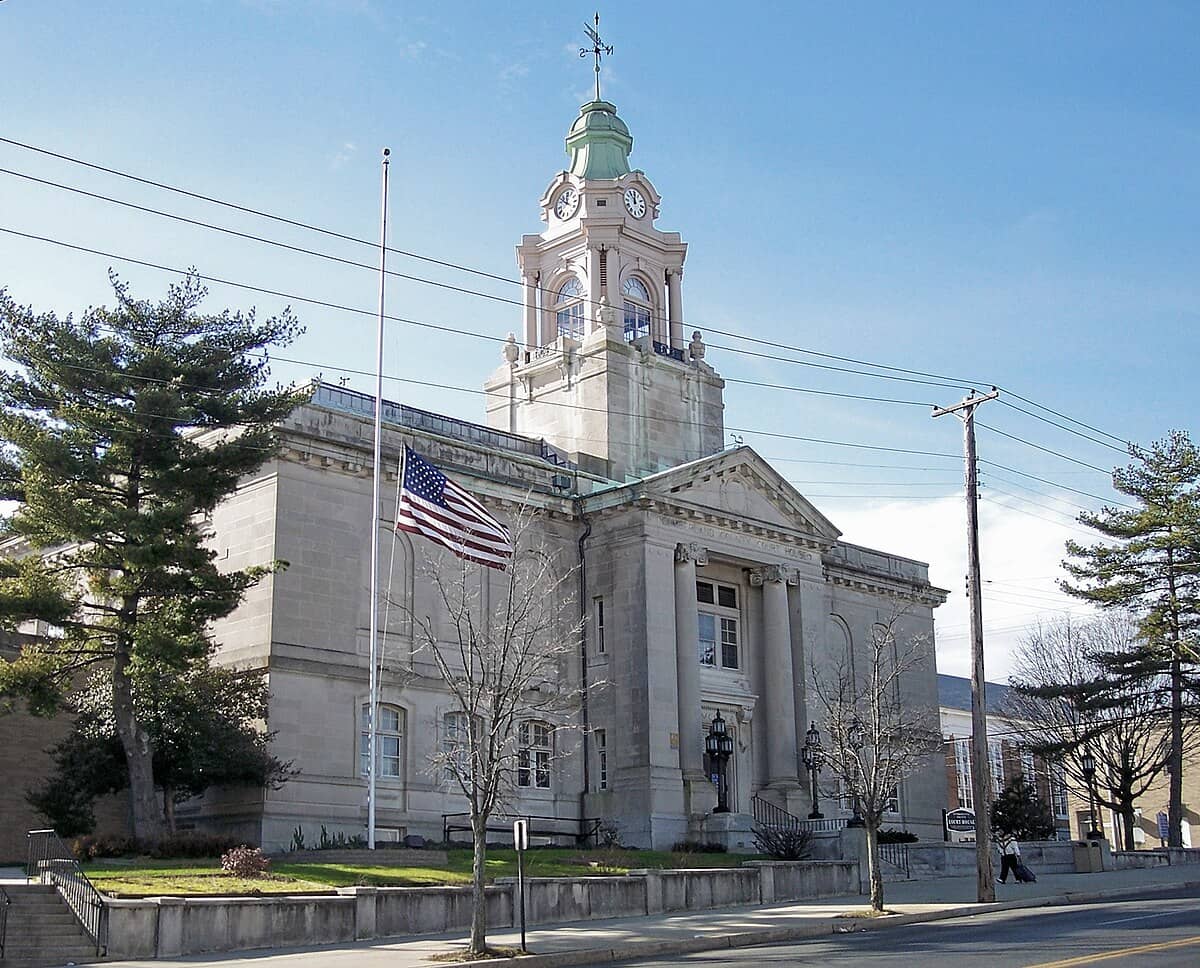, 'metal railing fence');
0,883,10,958
26,829,107,955
878,841,911,877
751,795,849,834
